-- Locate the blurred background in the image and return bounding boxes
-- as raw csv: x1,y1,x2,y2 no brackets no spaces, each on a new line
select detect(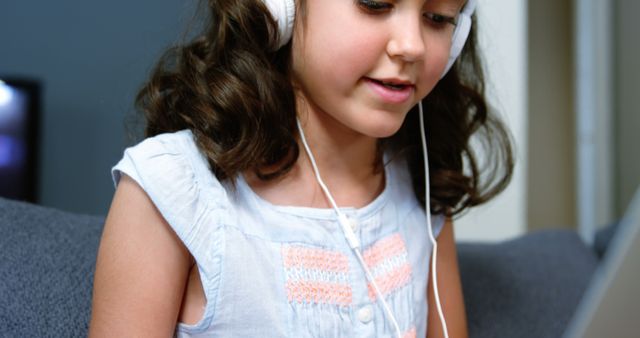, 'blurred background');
457,0,640,243
0,0,638,242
